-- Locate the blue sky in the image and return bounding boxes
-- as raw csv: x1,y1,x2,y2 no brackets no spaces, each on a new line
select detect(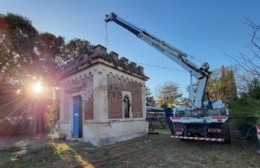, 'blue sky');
1,0,260,97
